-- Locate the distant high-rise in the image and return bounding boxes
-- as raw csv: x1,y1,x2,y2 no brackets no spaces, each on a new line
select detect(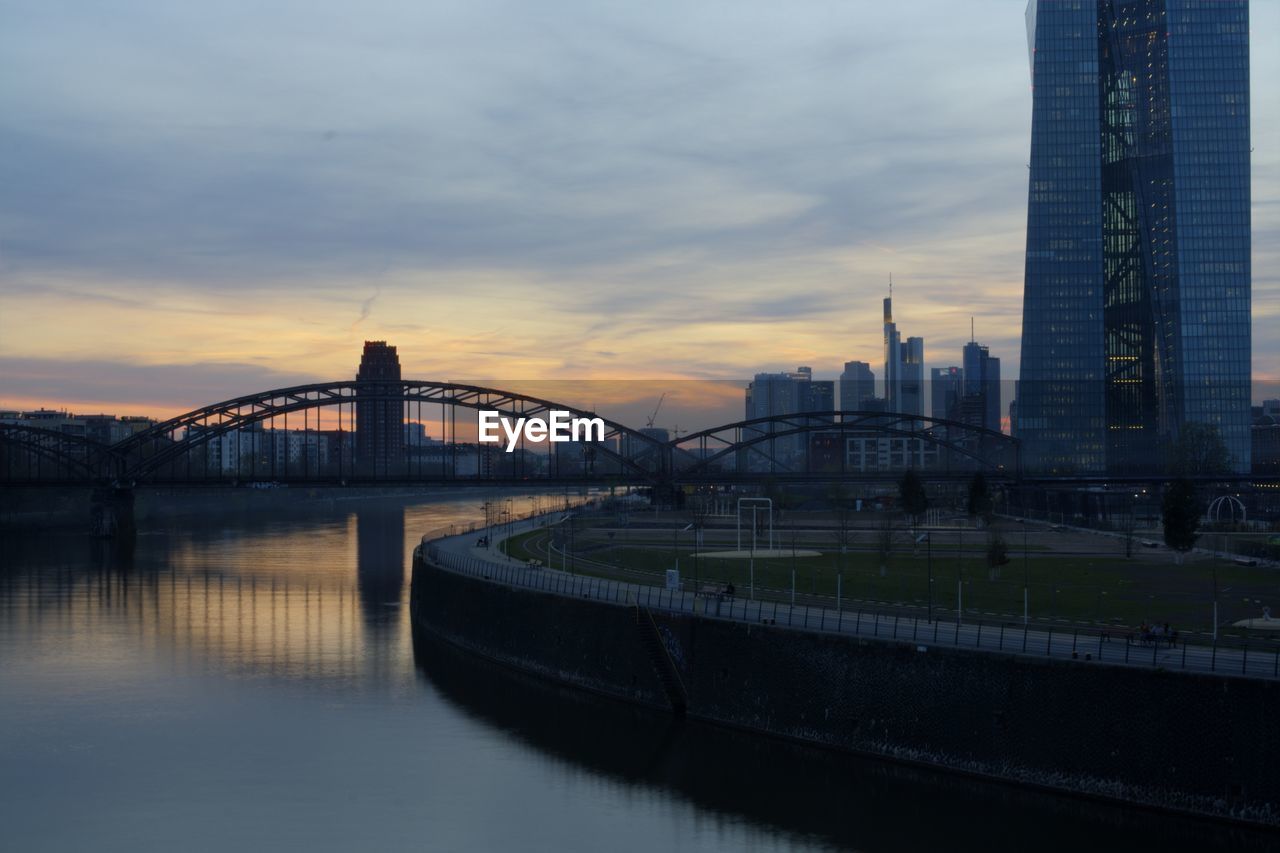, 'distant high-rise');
883,291,924,418
744,367,831,464
1009,381,1020,439
962,341,1002,434
1019,0,1251,473
807,379,836,418
840,361,876,412
930,366,962,422
355,341,404,473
